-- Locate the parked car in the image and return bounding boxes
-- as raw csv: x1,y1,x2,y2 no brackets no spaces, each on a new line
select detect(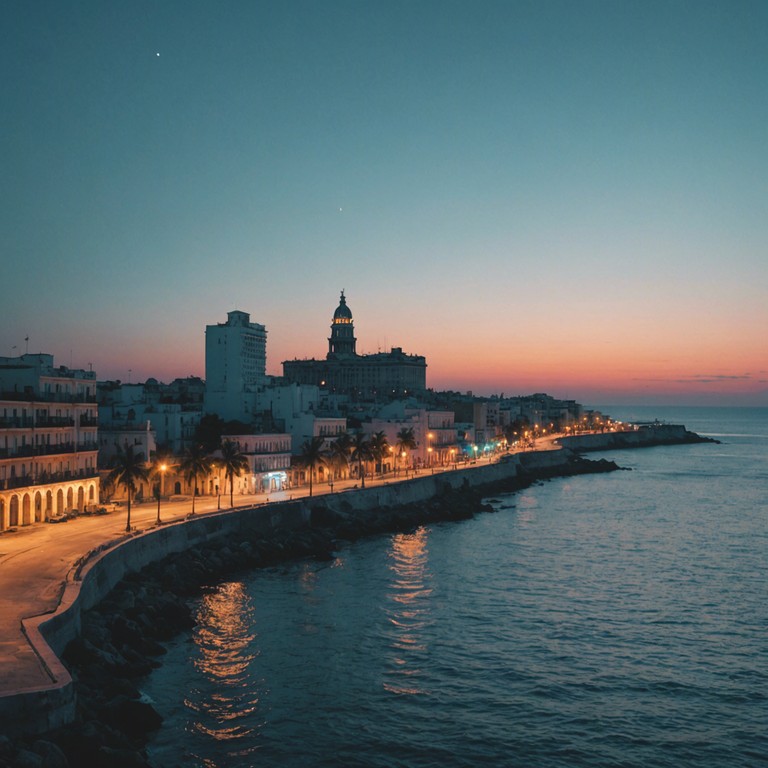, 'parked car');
48,513,69,524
